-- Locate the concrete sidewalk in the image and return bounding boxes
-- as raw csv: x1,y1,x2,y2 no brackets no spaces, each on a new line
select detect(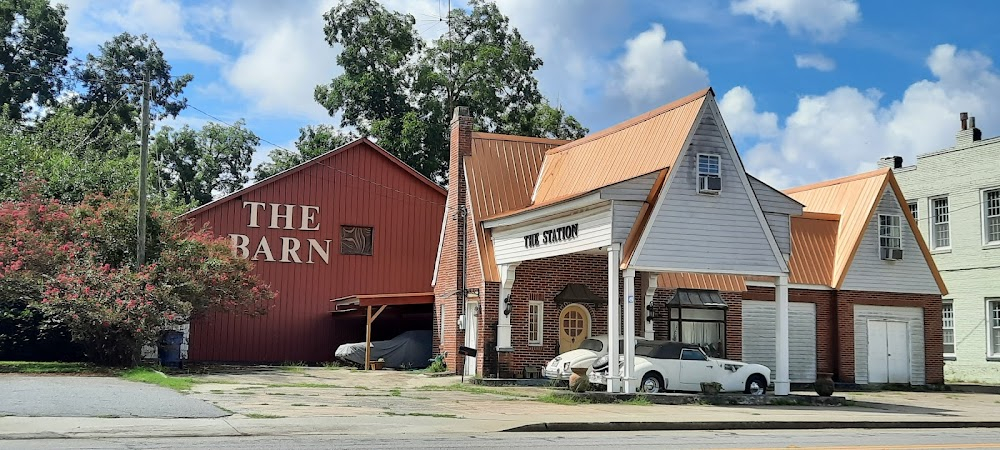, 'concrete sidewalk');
3,368,1000,439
